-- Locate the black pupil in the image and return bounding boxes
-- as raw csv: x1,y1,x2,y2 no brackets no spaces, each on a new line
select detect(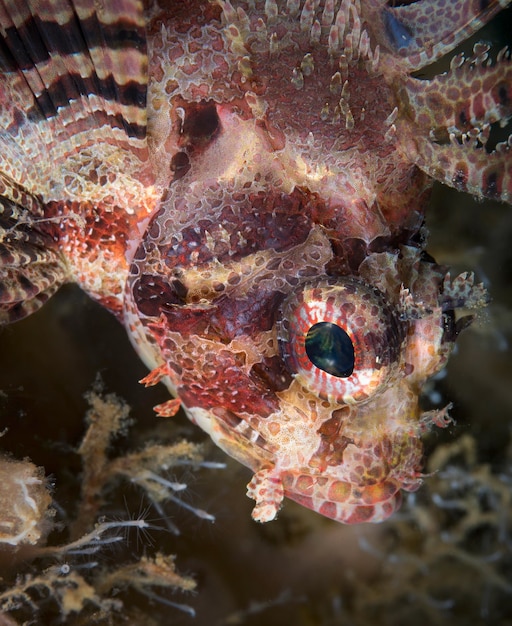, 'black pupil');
305,322,355,378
